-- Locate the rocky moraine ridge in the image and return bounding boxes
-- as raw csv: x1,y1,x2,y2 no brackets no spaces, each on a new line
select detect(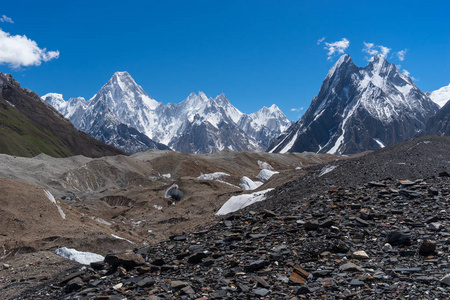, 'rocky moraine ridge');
7,137,449,299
